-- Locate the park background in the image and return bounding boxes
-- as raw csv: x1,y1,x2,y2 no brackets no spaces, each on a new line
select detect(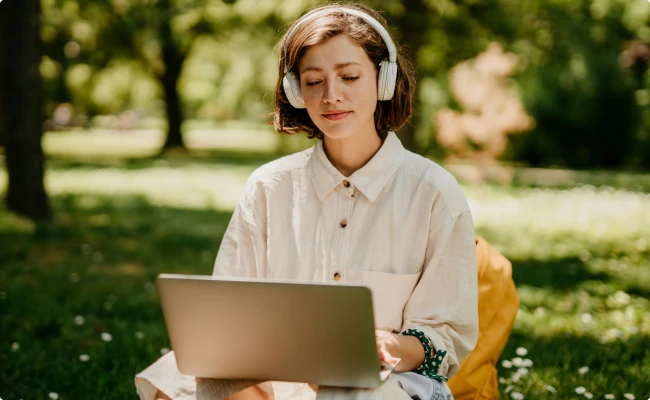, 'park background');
1,0,649,398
